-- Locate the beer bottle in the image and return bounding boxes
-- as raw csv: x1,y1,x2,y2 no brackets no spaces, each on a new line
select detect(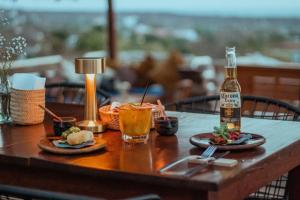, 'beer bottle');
220,47,241,131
